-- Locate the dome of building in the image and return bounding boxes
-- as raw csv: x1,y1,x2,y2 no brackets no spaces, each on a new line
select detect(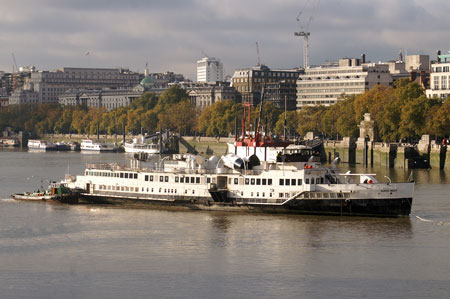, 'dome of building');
140,75,155,86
